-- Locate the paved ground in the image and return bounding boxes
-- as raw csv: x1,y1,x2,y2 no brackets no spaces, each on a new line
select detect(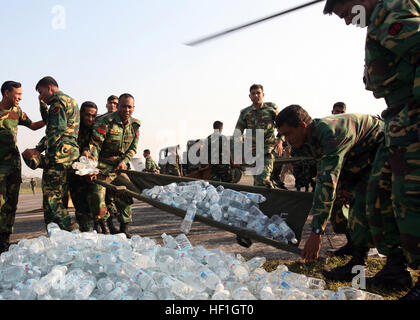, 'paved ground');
12,174,347,262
